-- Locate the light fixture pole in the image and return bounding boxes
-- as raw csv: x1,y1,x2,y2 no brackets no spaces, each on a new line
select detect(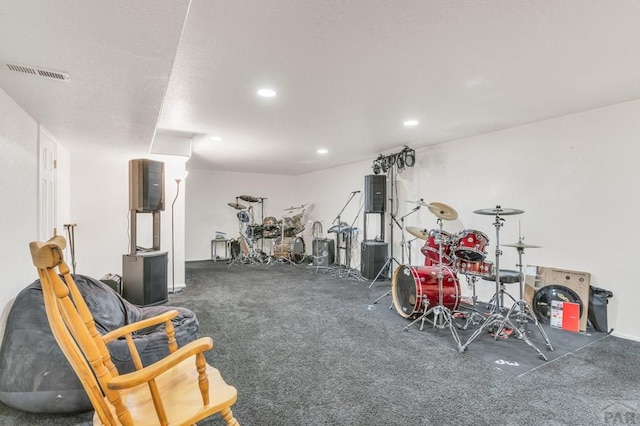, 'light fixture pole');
170,177,182,294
